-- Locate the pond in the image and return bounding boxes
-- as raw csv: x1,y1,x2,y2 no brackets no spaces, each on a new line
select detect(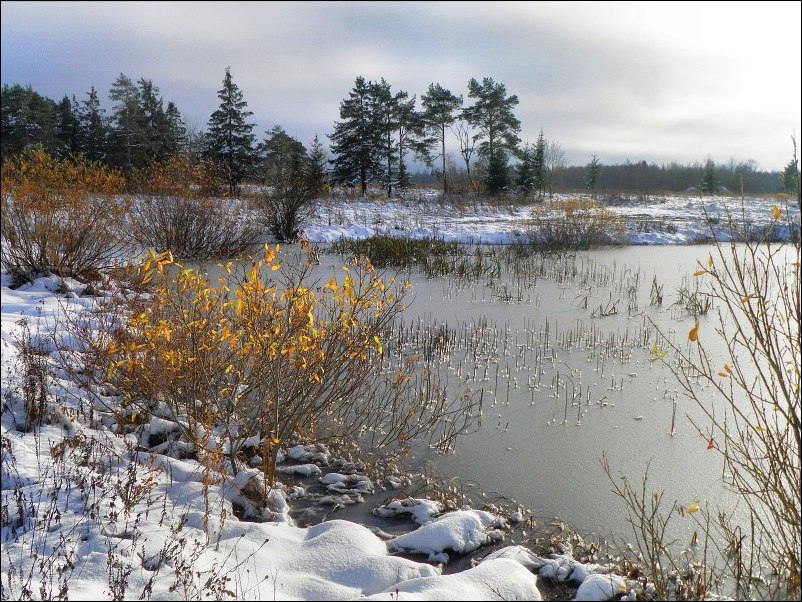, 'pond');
192,242,790,547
